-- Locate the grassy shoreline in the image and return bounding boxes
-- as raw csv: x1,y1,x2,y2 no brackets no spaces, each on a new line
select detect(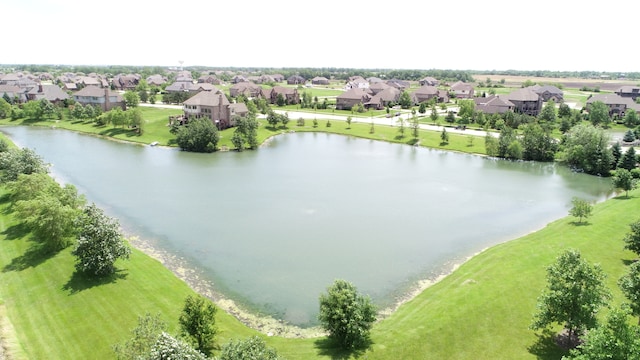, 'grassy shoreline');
0,112,638,359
